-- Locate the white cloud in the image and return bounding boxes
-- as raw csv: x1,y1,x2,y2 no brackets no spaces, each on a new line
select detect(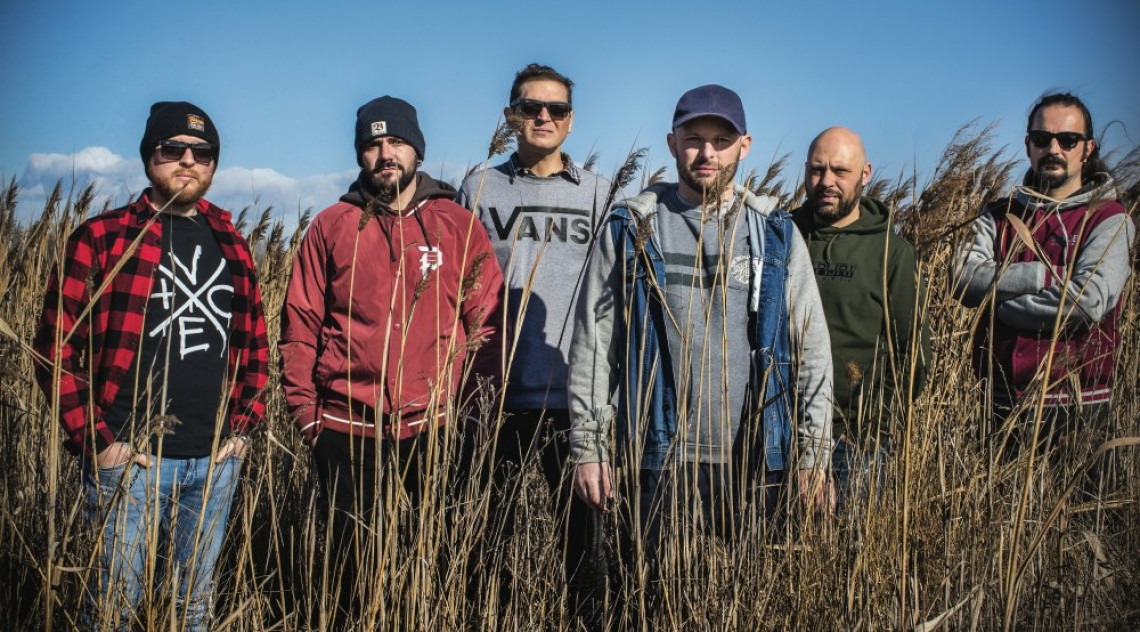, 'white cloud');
20,147,148,209
210,165,357,217
27,146,127,174
12,147,485,232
